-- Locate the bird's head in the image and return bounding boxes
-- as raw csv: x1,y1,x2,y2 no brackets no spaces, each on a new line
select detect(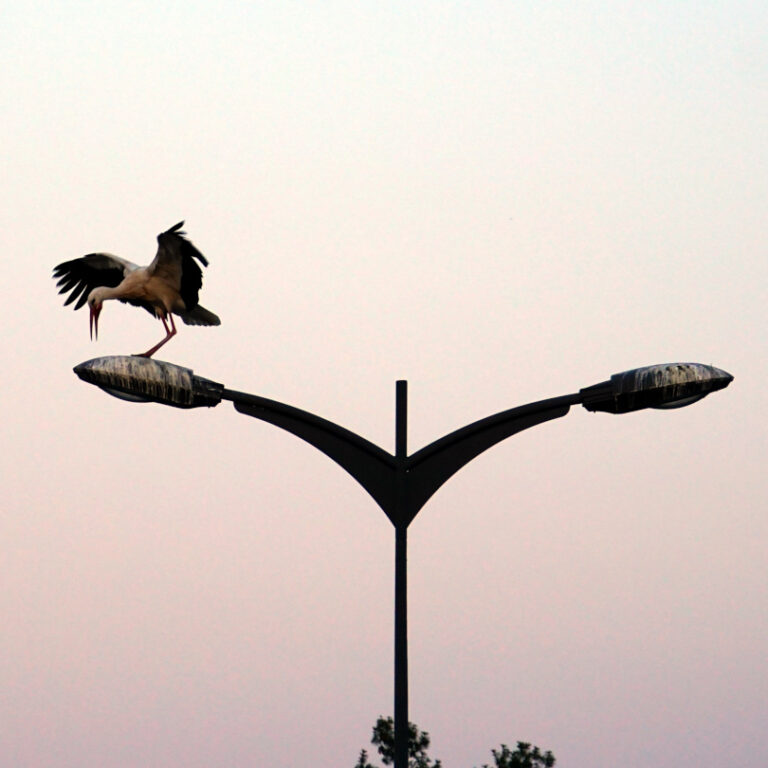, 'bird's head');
87,291,105,340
